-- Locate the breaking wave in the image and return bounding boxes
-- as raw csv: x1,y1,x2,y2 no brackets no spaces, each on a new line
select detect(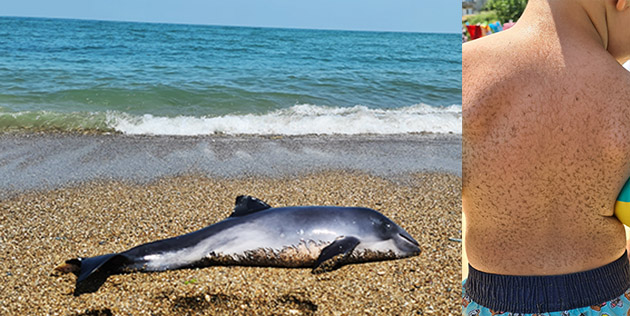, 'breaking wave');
0,103,461,135
108,103,461,135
